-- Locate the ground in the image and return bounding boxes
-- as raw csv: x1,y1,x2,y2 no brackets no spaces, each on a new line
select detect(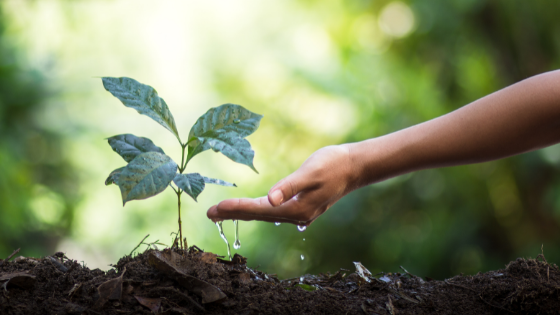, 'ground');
0,246,559,314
